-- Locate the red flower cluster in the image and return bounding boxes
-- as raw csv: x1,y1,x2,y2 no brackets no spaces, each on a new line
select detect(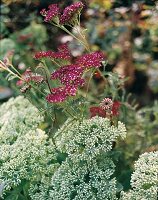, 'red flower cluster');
34,44,71,60
46,87,67,103
90,100,121,118
76,52,104,69
111,101,121,116
42,46,105,103
60,2,84,25
40,2,84,25
40,4,60,22
46,64,85,103
51,64,84,85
